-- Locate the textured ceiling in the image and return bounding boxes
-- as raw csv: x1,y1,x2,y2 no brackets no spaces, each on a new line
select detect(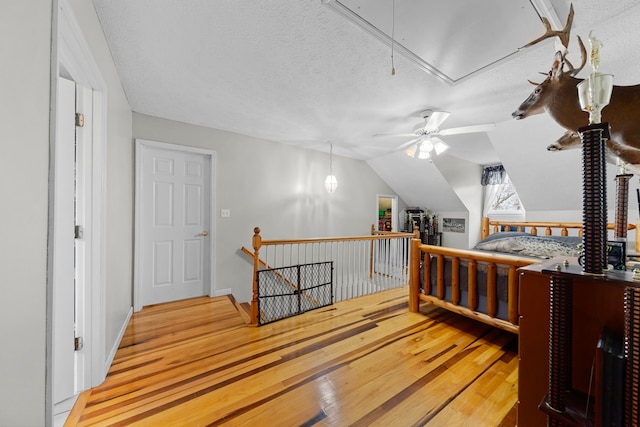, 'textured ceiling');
91,0,640,209
330,0,552,84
